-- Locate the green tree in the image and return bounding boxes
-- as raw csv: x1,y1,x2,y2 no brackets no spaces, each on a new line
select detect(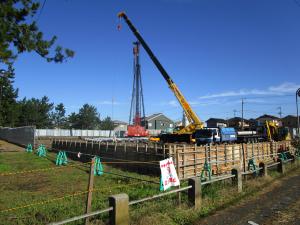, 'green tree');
51,103,66,128
0,0,74,74
18,96,54,128
100,116,115,130
0,70,19,126
67,112,80,129
68,104,100,129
